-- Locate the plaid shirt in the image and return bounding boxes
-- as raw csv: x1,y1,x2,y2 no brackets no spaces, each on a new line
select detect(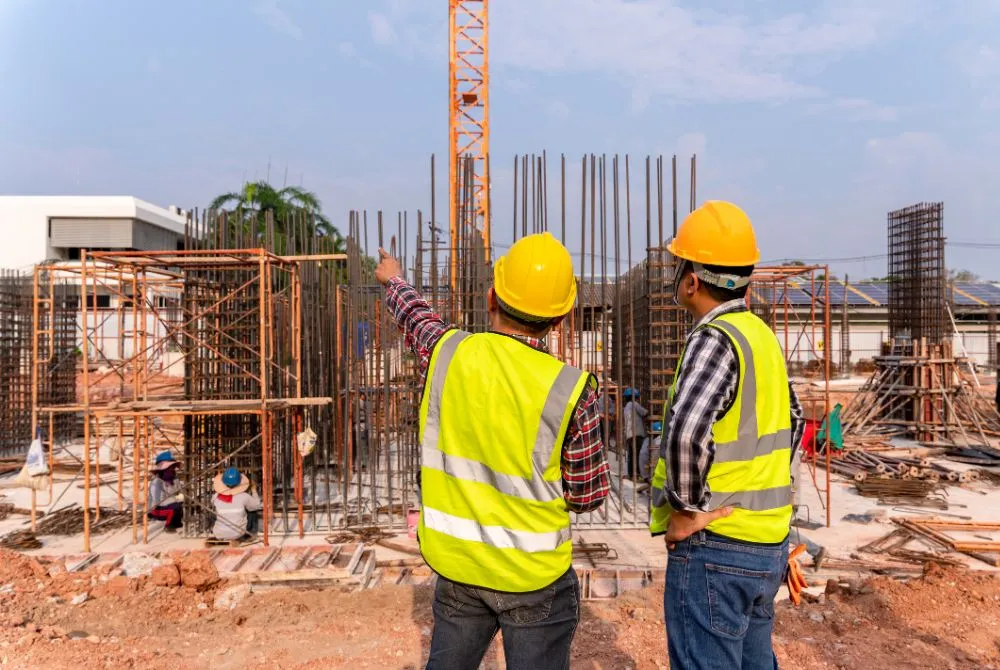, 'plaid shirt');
384,276,610,513
660,299,804,513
